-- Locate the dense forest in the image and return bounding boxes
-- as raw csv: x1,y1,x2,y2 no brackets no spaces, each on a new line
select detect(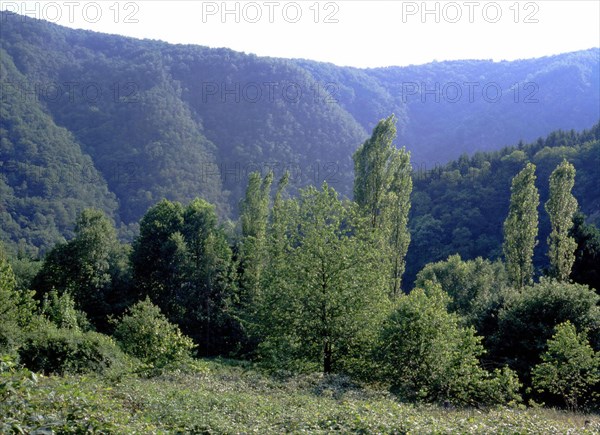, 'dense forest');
1,11,599,257
1,11,600,433
405,123,600,288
